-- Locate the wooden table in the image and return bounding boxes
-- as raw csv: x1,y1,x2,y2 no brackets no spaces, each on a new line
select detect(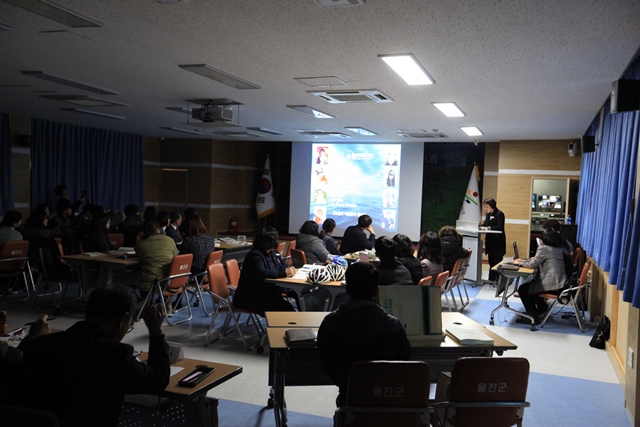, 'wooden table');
122,354,243,427
265,276,345,310
265,311,517,427
490,260,537,330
